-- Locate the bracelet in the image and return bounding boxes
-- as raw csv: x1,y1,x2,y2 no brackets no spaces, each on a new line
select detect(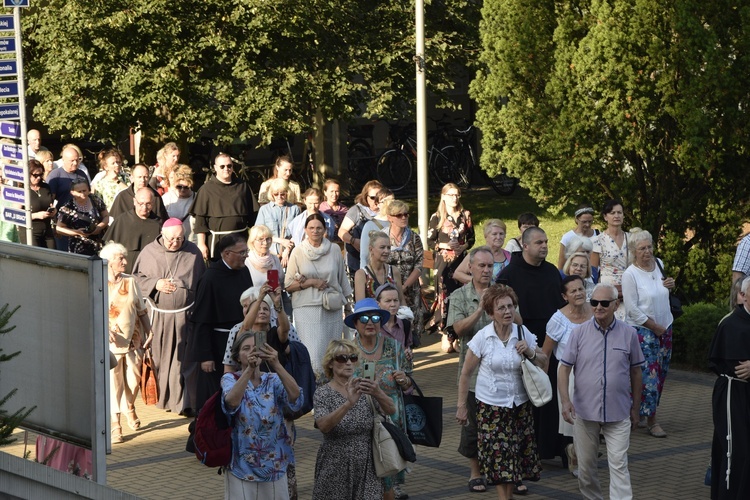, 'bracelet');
528,350,537,361
274,306,282,312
